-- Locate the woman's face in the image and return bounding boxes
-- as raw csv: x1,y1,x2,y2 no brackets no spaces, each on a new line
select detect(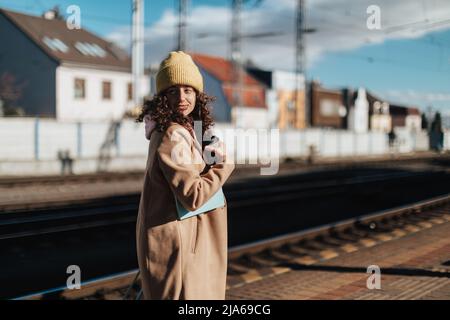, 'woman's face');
166,85,197,117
